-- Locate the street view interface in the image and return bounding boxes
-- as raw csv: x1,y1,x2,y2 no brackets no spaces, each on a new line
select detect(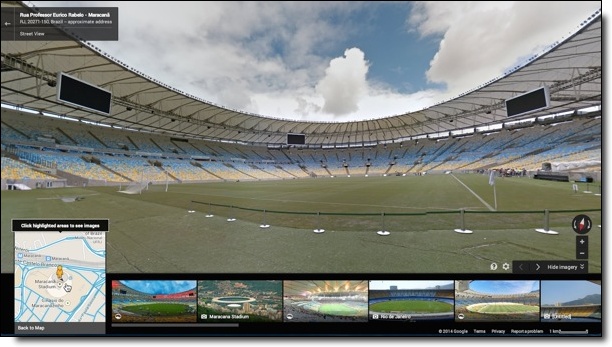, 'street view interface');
1,3,602,337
